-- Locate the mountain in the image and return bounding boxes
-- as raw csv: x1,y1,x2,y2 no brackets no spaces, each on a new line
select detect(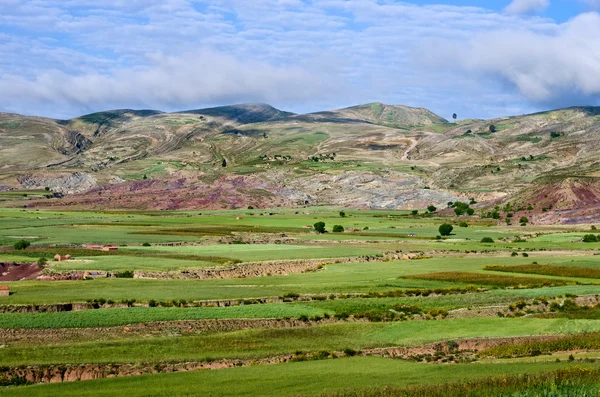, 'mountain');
303,103,448,128
178,103,295,124
2,103,600,224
